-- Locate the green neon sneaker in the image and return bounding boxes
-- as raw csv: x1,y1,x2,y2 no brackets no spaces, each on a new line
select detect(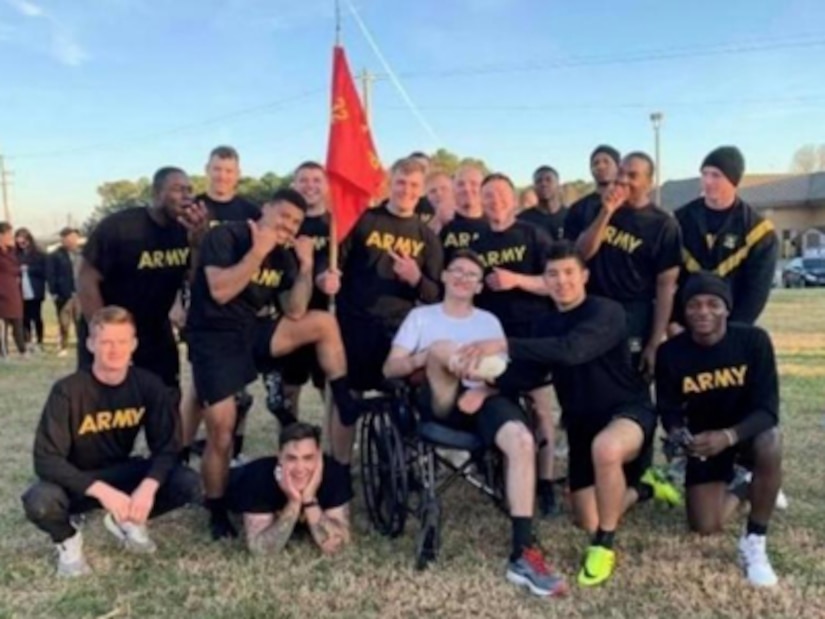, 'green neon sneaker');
577,545,616,587
641,466,684,507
